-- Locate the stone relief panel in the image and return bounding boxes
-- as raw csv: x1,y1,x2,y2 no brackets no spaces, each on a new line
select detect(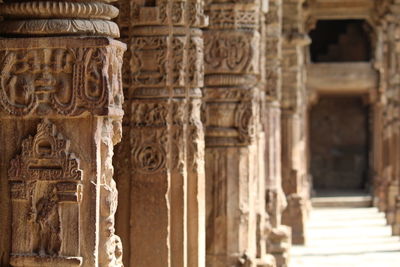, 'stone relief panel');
131,37,168,88
204,31,259,75
0,43,124,117
9,120,83,266
127,0,207,28
207,5,258,30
